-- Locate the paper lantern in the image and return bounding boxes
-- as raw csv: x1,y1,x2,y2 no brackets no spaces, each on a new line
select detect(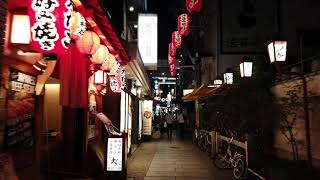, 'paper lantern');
168,54,175,65
76,30,100,56
94,70,107,85
239,60,253,78
223,68,234,85
186,0,202,13
28,0,72,54
101,53,116,71
267,40,287,63
171,68,177,77
172,31,182,49
178,14,190,36
110,66,125,93
169,43,176,57
91,44,109,64
70,11,86,40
